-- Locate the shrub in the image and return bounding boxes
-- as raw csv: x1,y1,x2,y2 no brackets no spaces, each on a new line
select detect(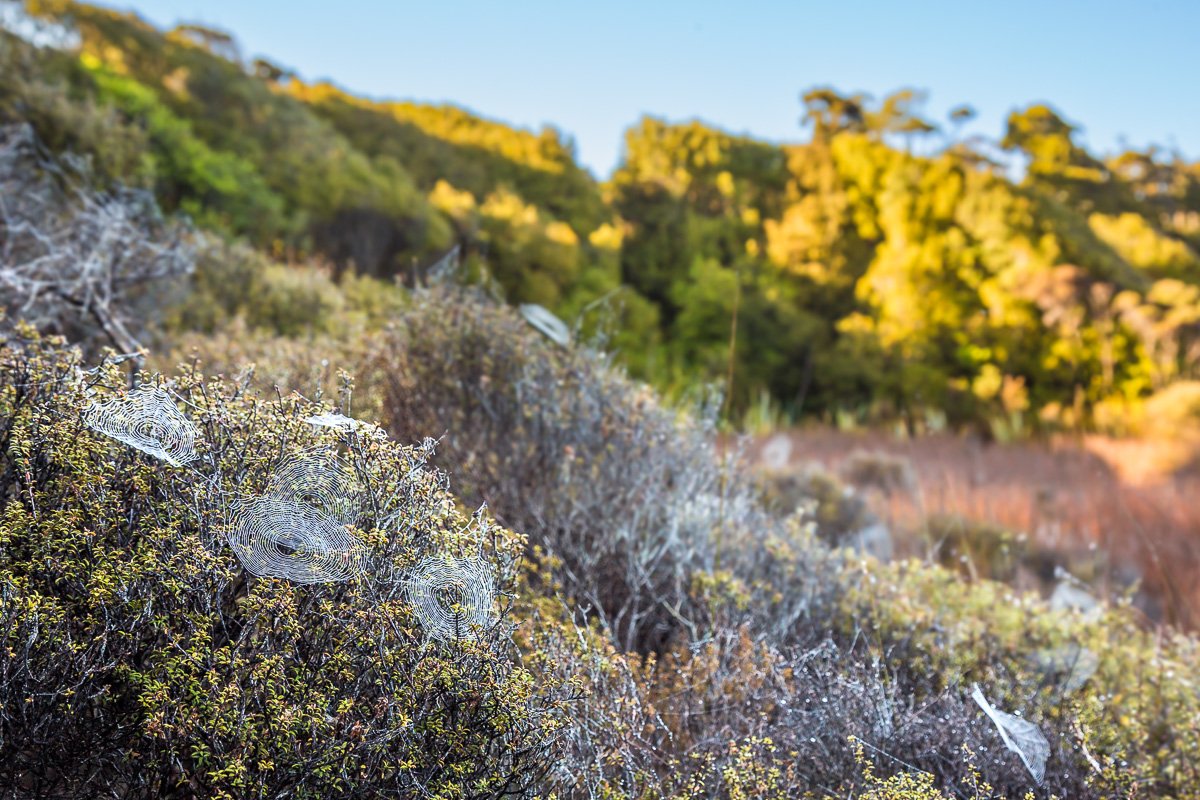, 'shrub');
154,322,357,413
370,285,787,653
922,513,1058,586
840,556,1200,796
0,28,151,184
840,449,916,496
0,122,194,359
161,239,408,347
147,296,1200,799
758,465,873,544
365,288,1133,797
0,328,569,798
364,289,1200,798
